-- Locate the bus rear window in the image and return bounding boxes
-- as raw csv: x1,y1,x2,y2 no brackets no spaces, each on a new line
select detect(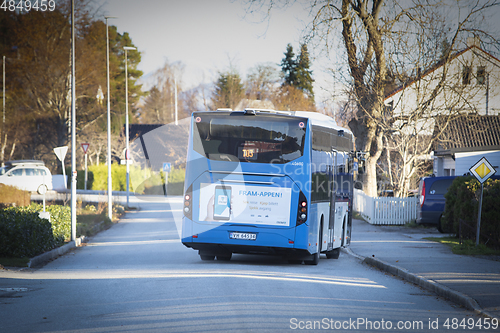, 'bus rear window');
193,114,307,164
